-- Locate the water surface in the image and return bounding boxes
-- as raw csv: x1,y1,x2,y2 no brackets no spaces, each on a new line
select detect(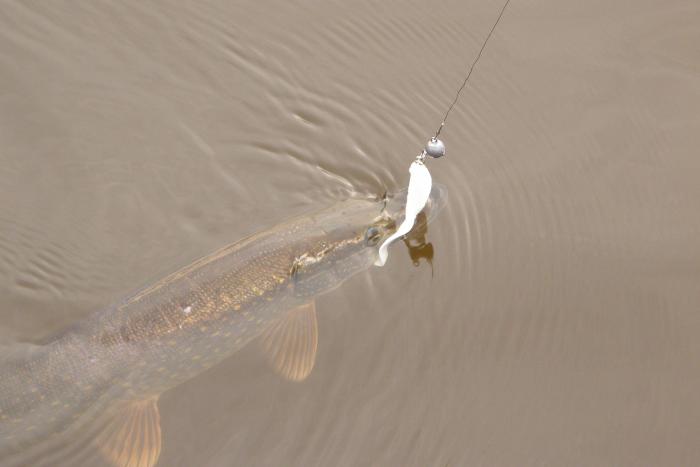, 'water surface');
1,0,699,465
